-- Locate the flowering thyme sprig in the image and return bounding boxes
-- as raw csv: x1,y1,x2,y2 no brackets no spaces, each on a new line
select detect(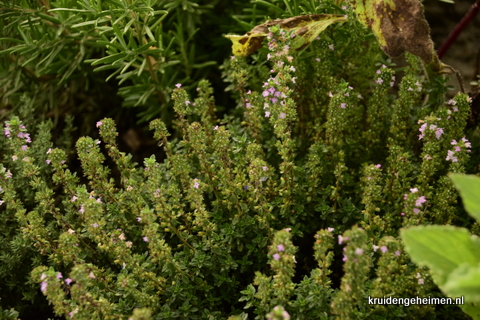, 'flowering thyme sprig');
364,65,395,157
251,228,297,313
401,187,428,227
312,228,335,286
416,116,446,194
331,227,371,319
258,27,305,219
361,164,387,236
267,305,291,320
